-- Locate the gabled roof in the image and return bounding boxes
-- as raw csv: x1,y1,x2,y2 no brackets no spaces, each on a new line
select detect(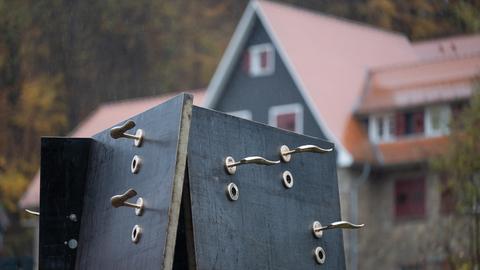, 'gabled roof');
19,90,205,209
203,0,418,167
